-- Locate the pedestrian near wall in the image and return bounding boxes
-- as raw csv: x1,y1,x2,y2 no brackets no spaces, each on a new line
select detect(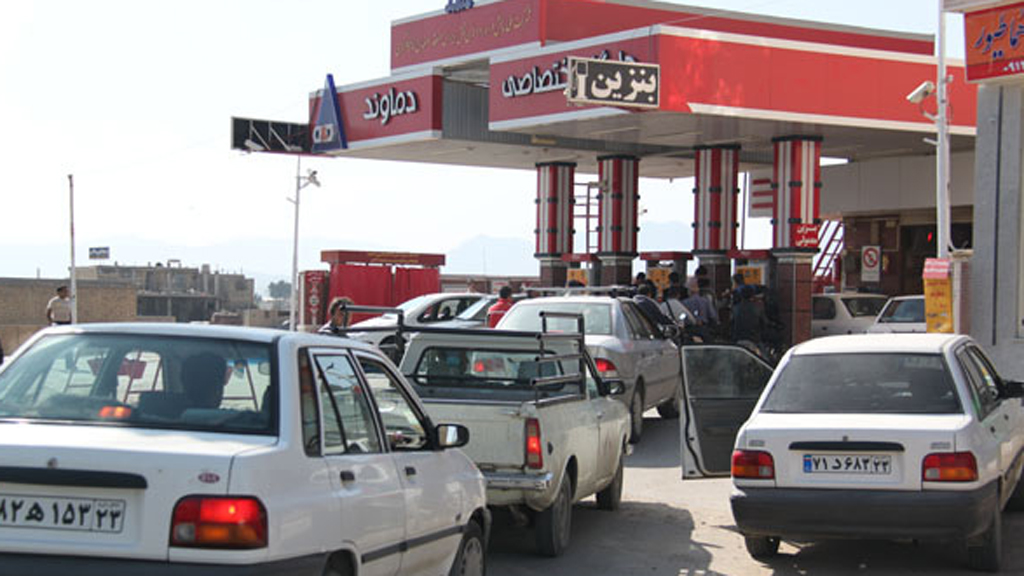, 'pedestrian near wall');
46,286,72,326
